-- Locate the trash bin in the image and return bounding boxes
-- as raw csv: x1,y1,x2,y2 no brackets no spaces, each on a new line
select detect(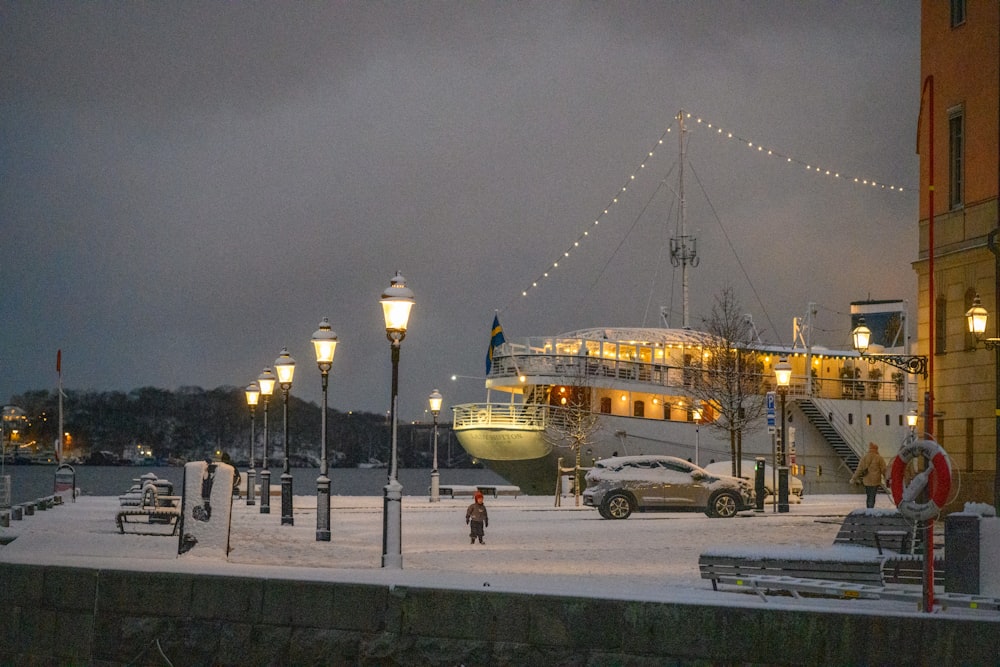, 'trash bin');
945,513,980,594
945,506,1000,596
